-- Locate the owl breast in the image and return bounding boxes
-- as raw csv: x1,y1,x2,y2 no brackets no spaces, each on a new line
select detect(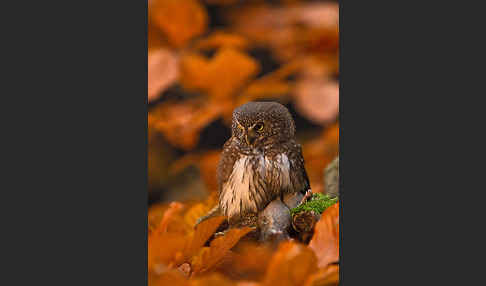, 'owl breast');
220,153,291,223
